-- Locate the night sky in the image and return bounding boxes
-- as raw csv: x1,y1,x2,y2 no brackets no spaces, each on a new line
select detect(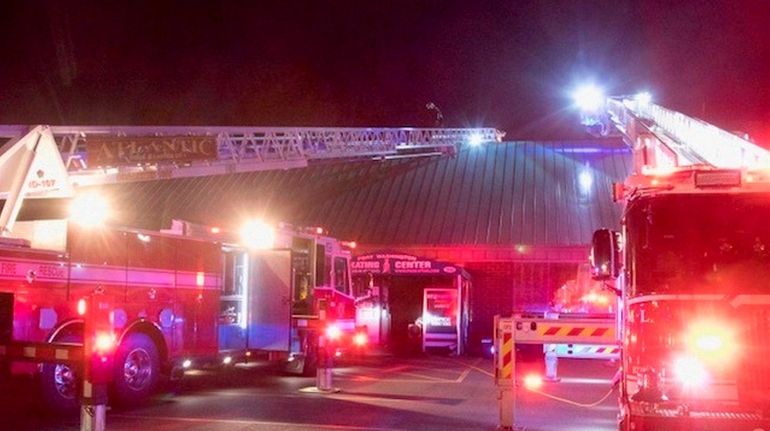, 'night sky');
1,1,769,142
